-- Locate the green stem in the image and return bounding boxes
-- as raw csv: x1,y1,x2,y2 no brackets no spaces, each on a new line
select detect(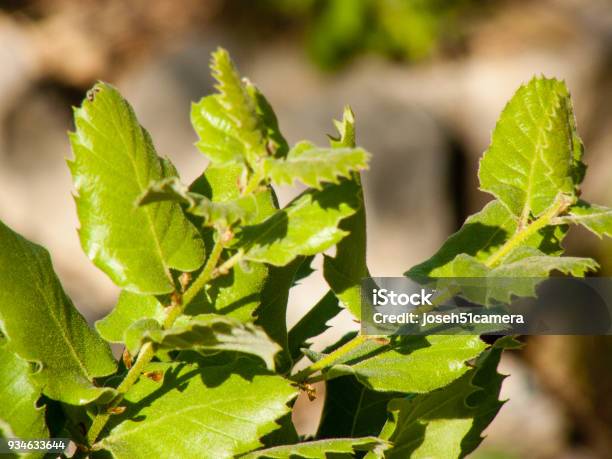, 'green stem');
214,251,243,276
485,194,573,268
87,342,156,445
242,168,264,196
180,237,225,310
291,335,369,382
87,238,228,445
412,194,576,316
116,343,156,393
